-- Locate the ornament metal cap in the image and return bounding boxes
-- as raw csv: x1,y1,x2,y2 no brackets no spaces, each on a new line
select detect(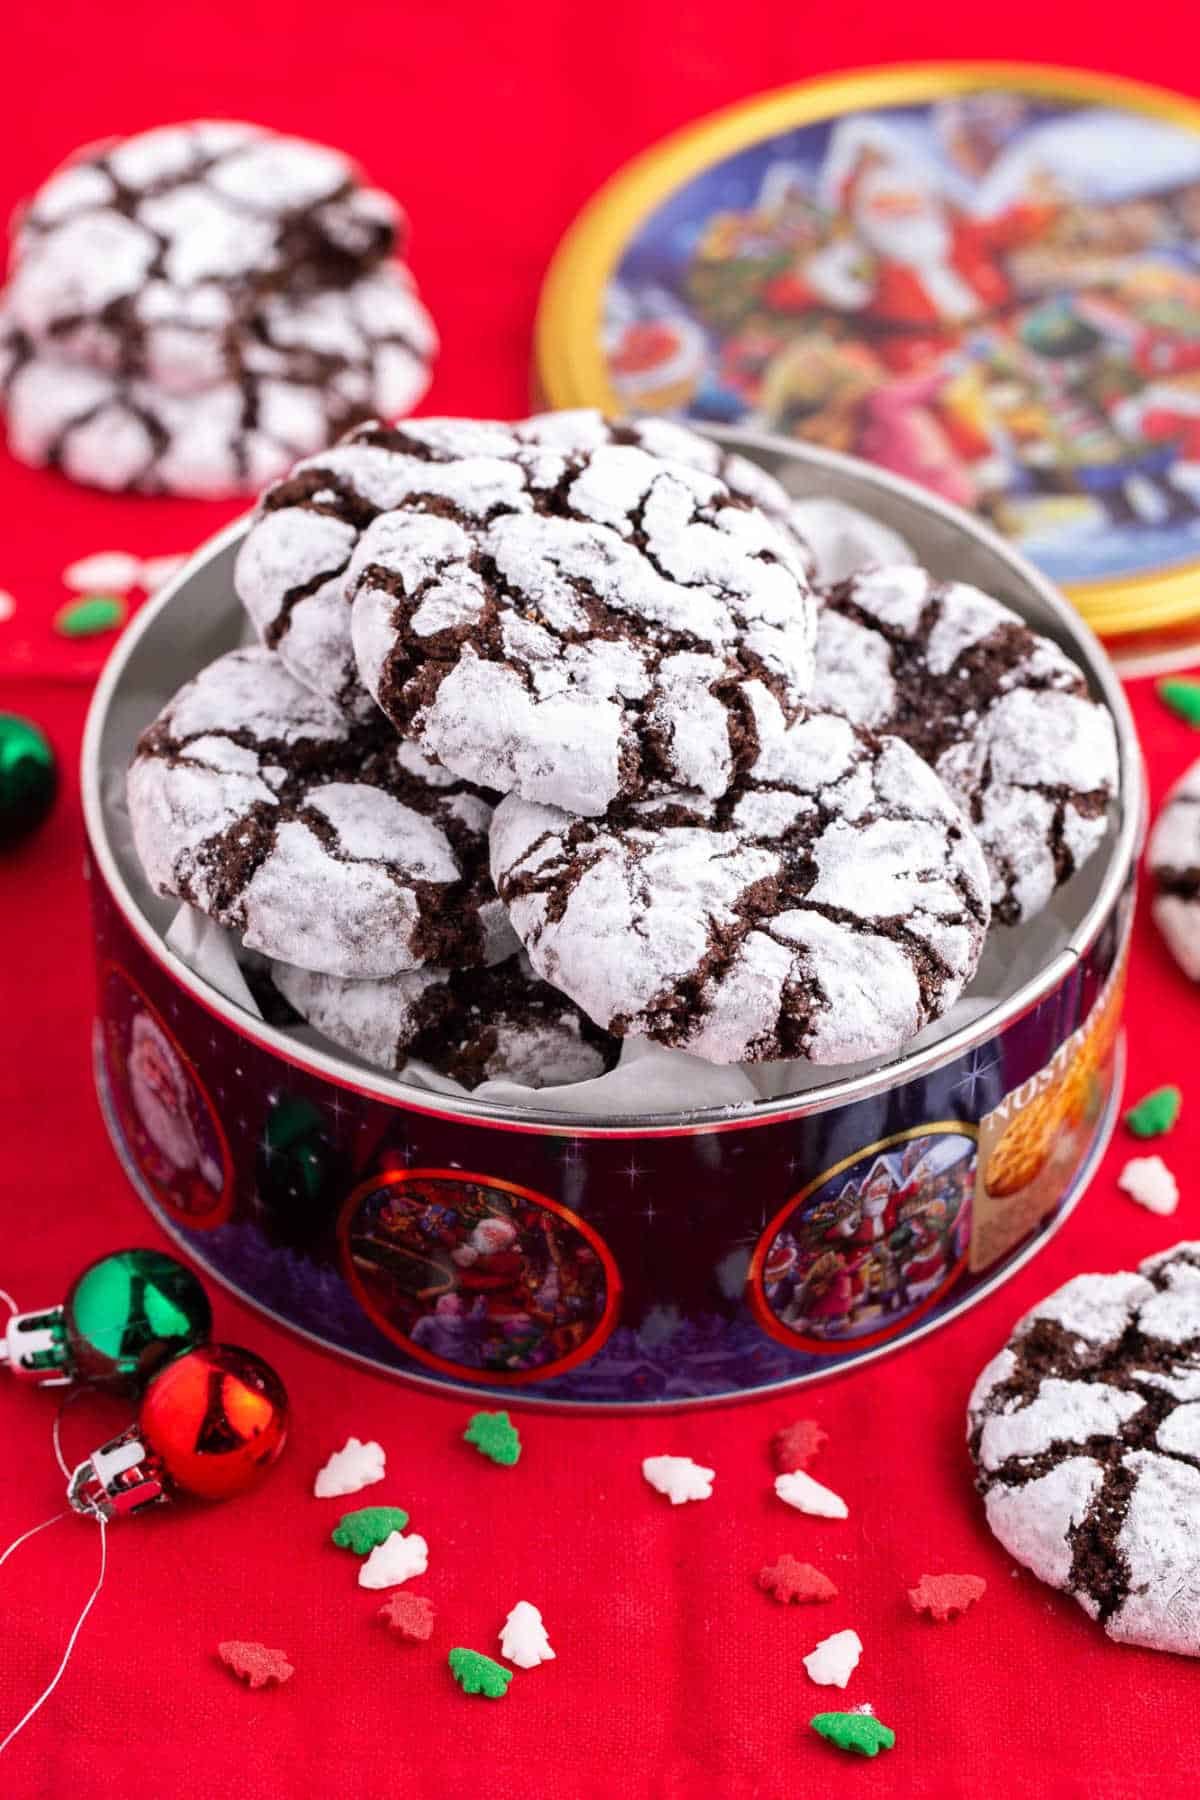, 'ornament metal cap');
0,1305,74,1387
67,1429,167,1520
0,1248,212,1389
